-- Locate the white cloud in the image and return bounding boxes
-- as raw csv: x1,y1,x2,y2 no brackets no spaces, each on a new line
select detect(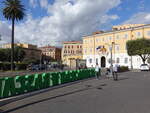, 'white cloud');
0,21,11,44
29,0,38,8
40,0,48,9
2,0,121,47
123,12,150,24
29,0,48,9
